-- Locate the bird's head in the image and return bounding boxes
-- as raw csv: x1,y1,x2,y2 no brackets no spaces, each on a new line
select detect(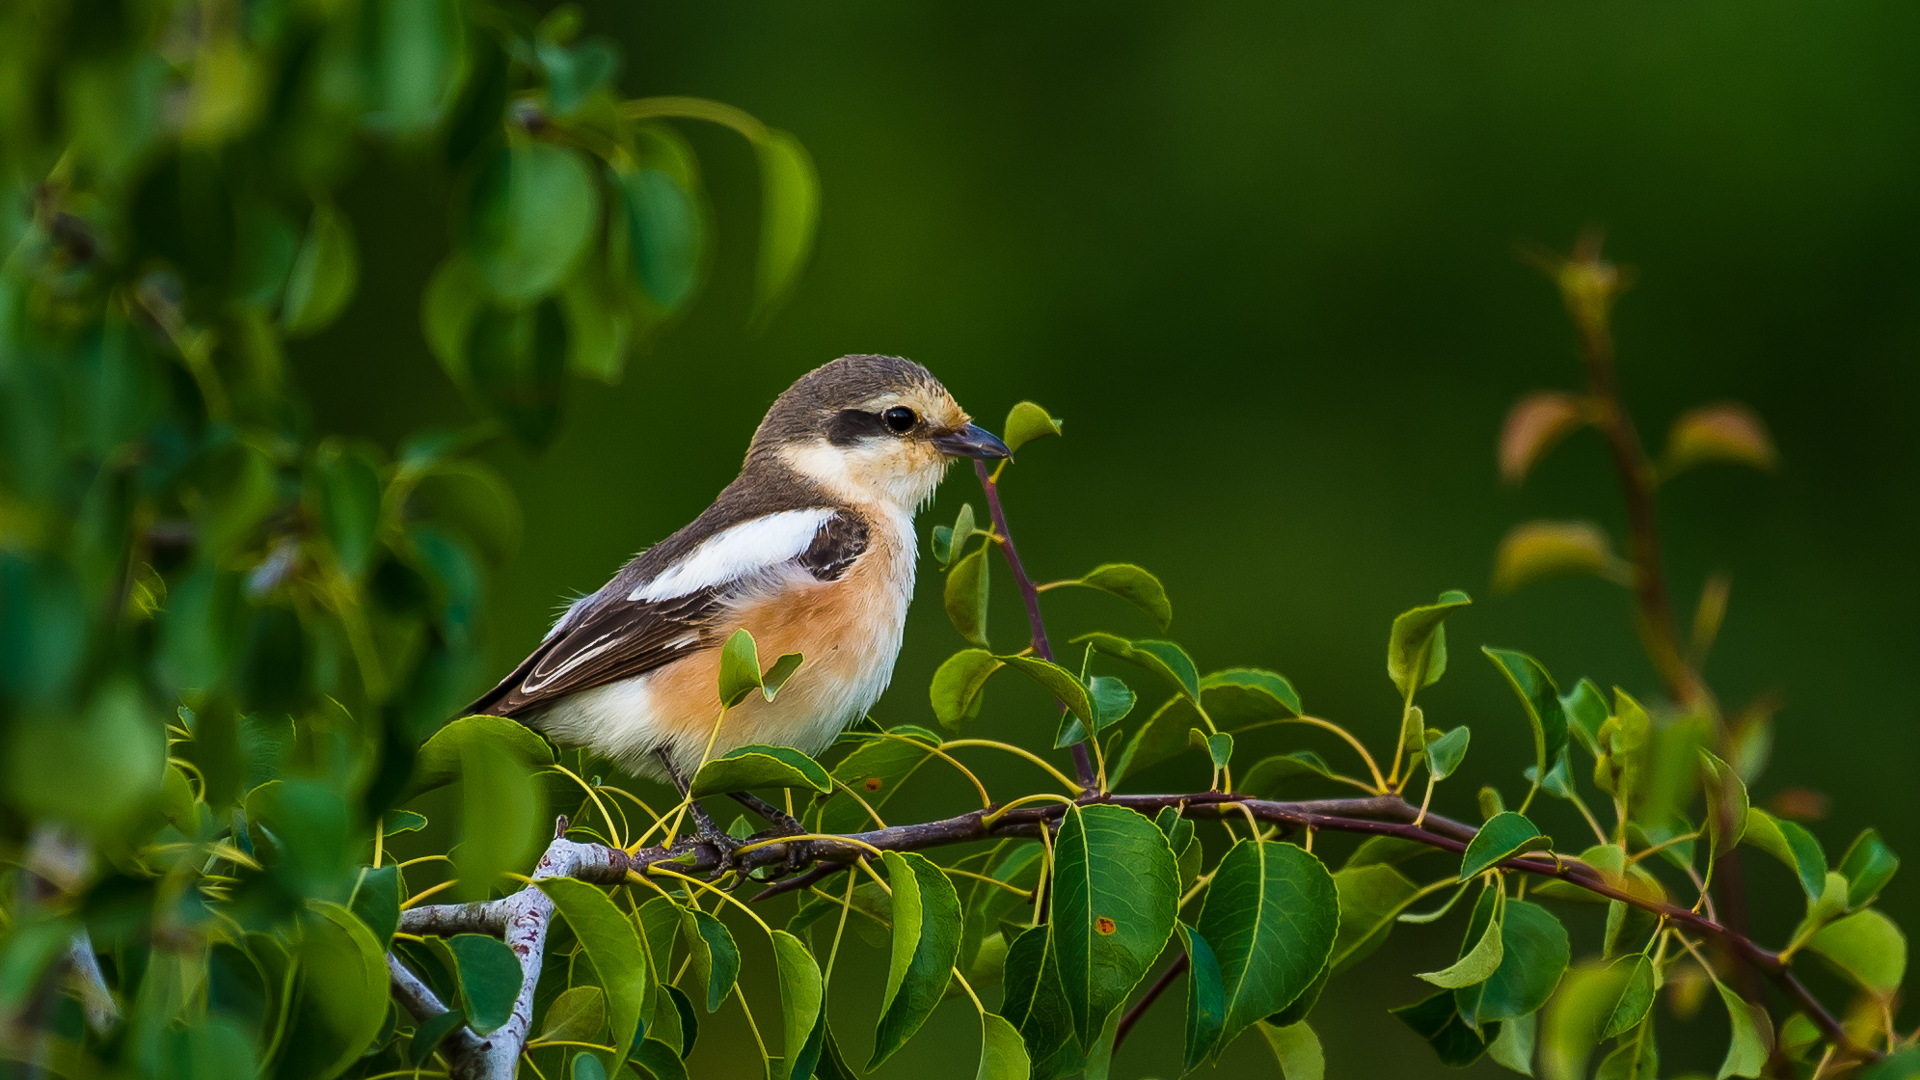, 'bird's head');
750,355,1010,512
